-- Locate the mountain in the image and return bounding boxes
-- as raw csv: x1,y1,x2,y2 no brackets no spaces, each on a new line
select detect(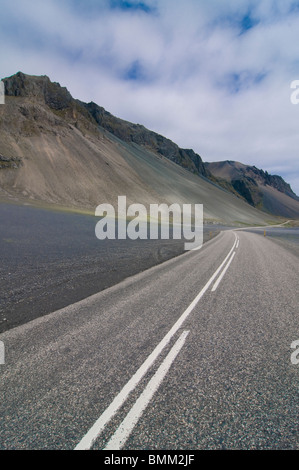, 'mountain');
206,160,299,219
3,72,208,177
0,71,297,224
